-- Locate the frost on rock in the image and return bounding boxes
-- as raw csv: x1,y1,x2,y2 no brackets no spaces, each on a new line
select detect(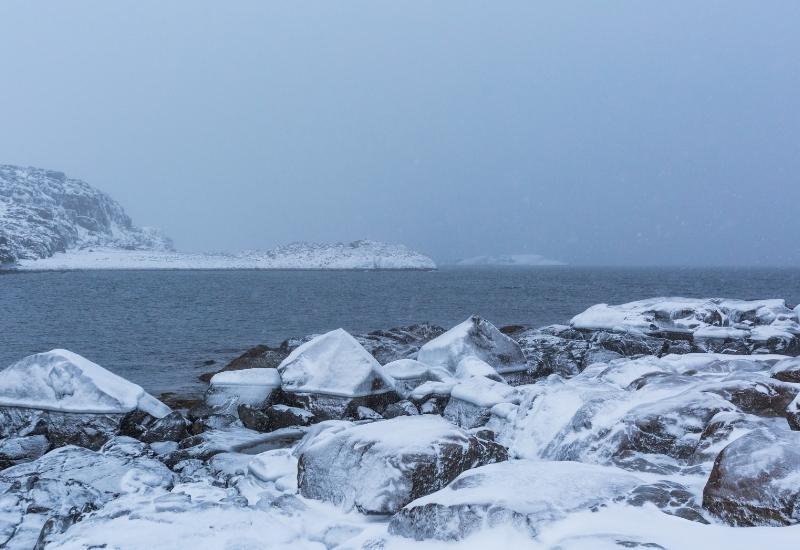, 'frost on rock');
277,329,397,418
703,428,800,526
205,368,281,414
389,460,641,540
570,298,800,356
0,437,174,548
297,415,506,514
0,350,171,449
416,315,528,380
